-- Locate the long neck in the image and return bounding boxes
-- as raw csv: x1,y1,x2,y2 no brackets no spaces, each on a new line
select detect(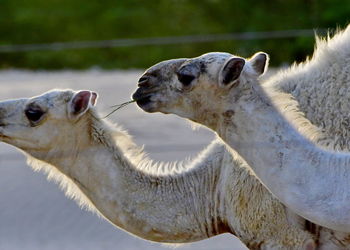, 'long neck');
33,113,229,243
218,85,350,232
